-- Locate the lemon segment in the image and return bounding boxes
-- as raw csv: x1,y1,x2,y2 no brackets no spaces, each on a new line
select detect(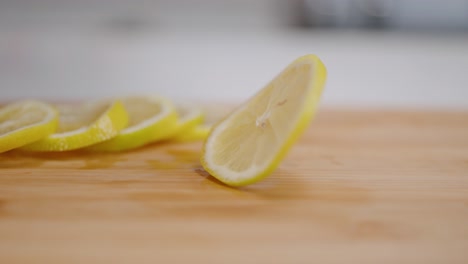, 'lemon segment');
88,96,178,152
201,54,327,187
0,100,58,153
21,100,128,152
